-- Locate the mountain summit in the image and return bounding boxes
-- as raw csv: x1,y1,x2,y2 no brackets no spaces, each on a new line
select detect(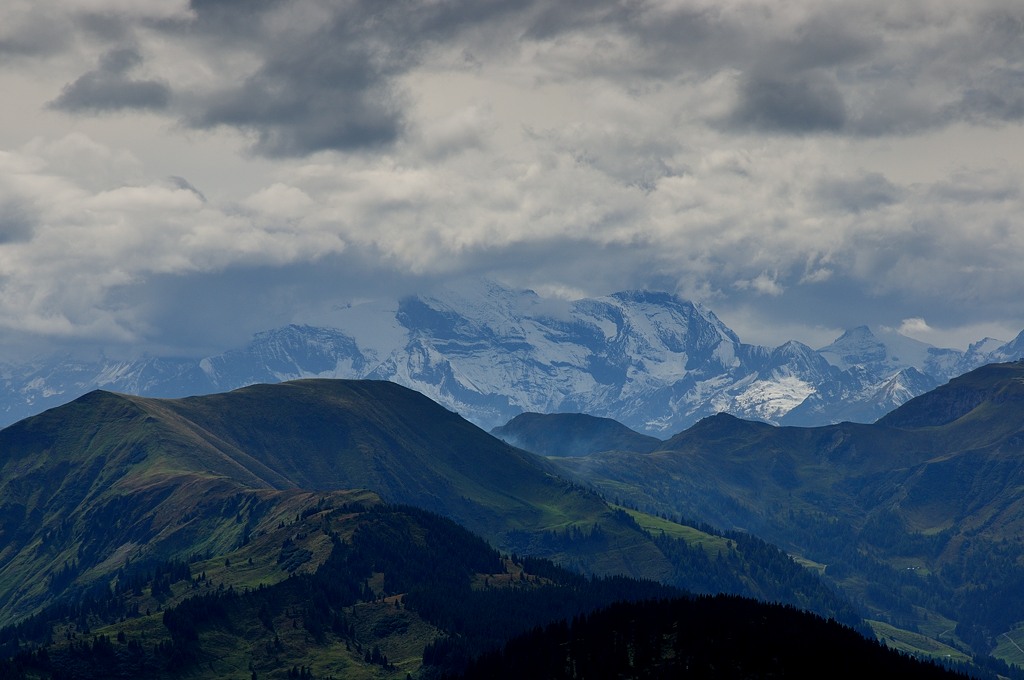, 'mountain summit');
2,280,1021,434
